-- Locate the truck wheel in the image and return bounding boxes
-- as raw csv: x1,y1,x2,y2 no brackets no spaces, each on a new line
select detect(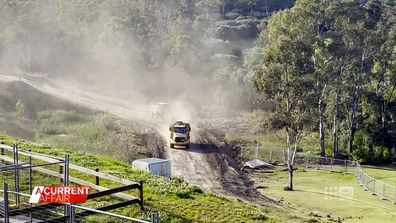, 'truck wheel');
170,143,174,148
185,144,190,149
